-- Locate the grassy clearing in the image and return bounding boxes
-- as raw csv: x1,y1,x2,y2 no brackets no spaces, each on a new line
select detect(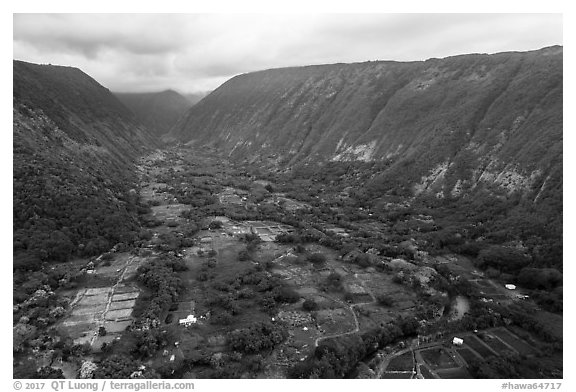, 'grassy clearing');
491,328,536,356
480,333,516,354
354,304,395,331
420,348,458,370
315,308,355,335
463,334,496,358
456,348,481,364
387,351,414,371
